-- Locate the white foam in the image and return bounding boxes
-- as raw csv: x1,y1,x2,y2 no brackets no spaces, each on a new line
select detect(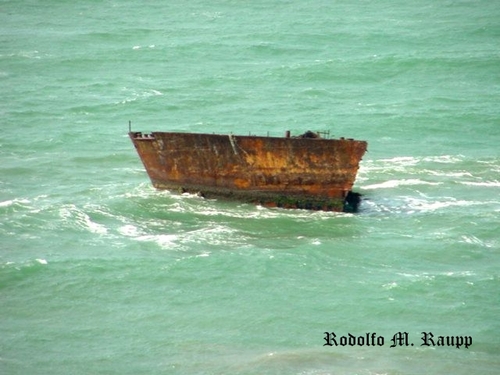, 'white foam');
404,197,478,212
427,170,473,178
460,235,492,248
119,87,163,104
118,224,142,237
382,282,398,289
460,180,500,187
0,198,30,207
149,89,163,96
363,179,441,190
137,233,179,248
0,200,15,207
422,155,464,163
378,156,420,165
360,155,465,175
59,205,108,235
